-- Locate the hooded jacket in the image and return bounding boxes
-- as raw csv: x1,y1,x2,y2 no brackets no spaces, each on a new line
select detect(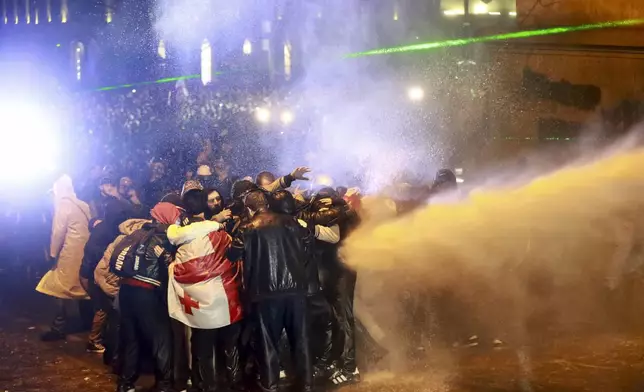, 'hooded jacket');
94,219,150,297
36,175,91,300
